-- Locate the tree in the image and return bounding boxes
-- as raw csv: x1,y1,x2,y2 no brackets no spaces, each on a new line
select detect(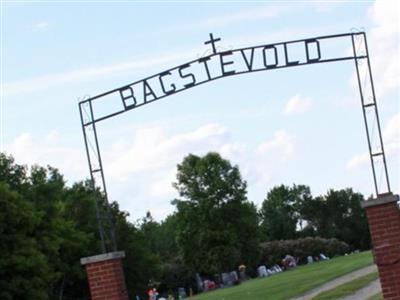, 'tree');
110,204,162,298
173,152,260,275
300,188,370,250
0,153,163,299
260,184,312,241
139,212,179,262
0,182,50,300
